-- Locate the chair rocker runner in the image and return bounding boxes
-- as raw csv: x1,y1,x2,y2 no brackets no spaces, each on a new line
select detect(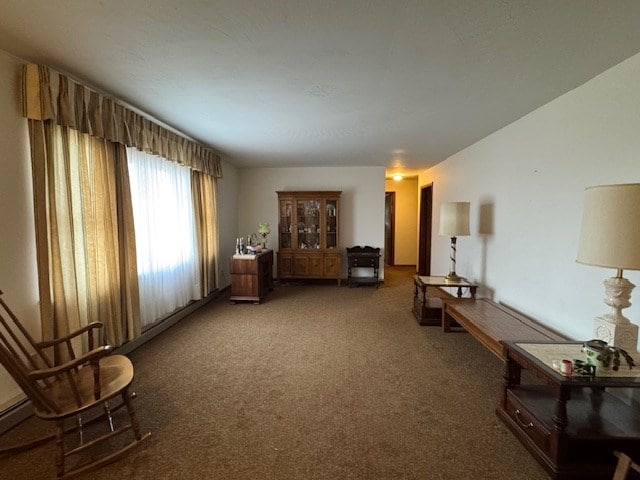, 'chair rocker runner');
0,290,150,478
